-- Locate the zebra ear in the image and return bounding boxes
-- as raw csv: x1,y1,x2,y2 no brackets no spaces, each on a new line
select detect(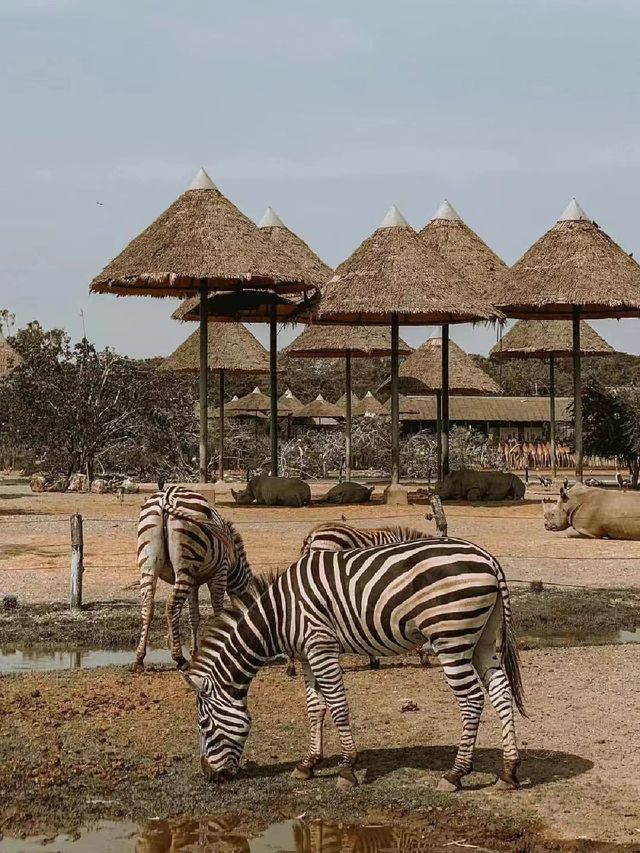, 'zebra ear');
181,671,211,694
